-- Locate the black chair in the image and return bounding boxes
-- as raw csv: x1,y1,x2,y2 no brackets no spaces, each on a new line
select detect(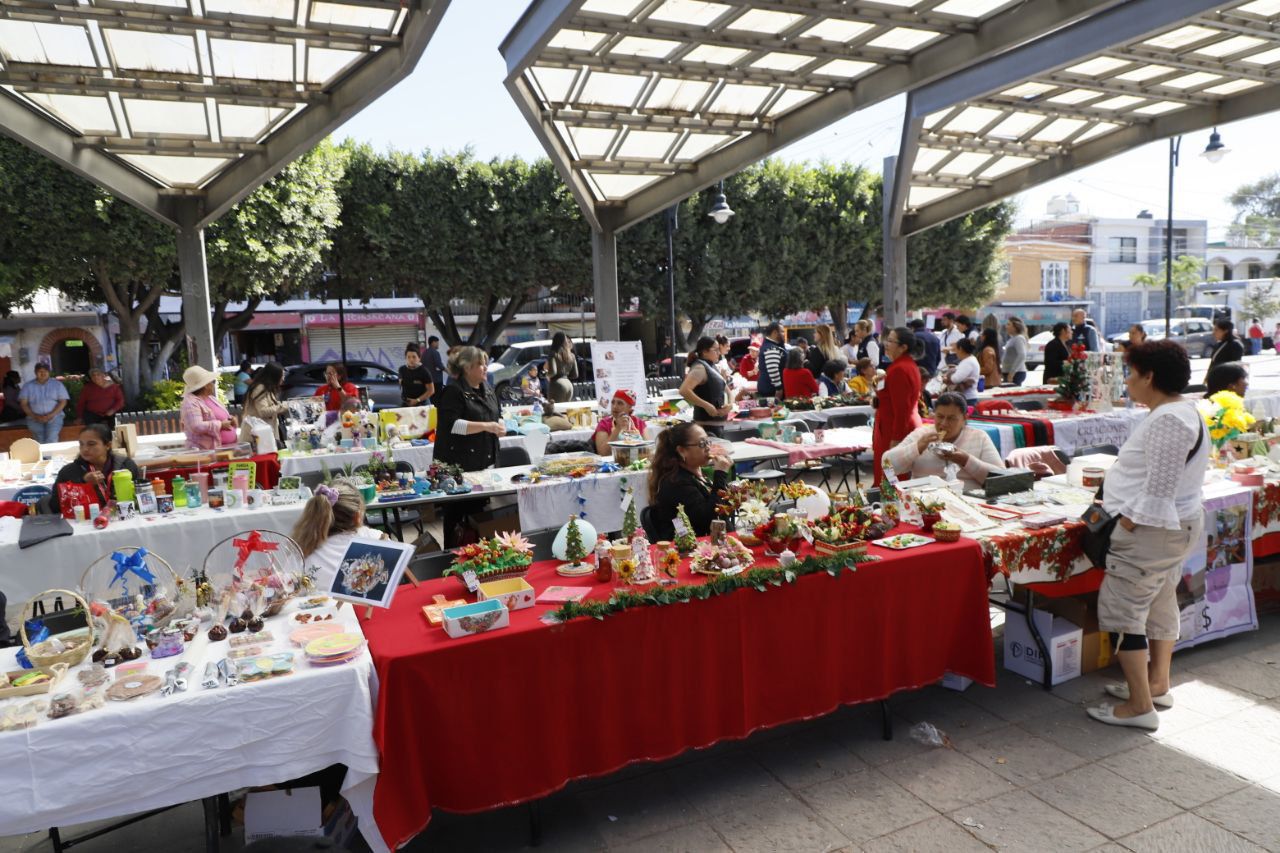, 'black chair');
1184,383,1207,394
498,445,533,467
1073,444,1118,457
640,505,660,541
826,412,869,428
526,526,559,562
1013,400,1045,411
408,549,457,582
